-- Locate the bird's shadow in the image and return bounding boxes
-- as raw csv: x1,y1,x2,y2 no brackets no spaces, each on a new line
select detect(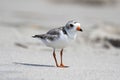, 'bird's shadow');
13,62,55,68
